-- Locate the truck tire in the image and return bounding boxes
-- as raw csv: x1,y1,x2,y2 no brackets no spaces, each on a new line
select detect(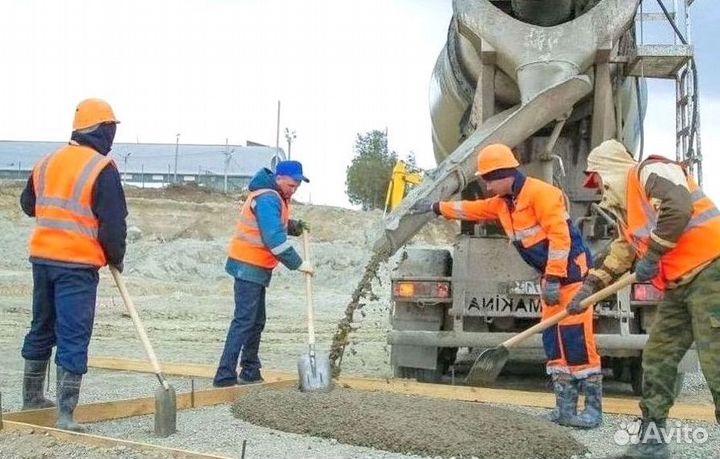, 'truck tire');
394,347,457,383
395,366,444,383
